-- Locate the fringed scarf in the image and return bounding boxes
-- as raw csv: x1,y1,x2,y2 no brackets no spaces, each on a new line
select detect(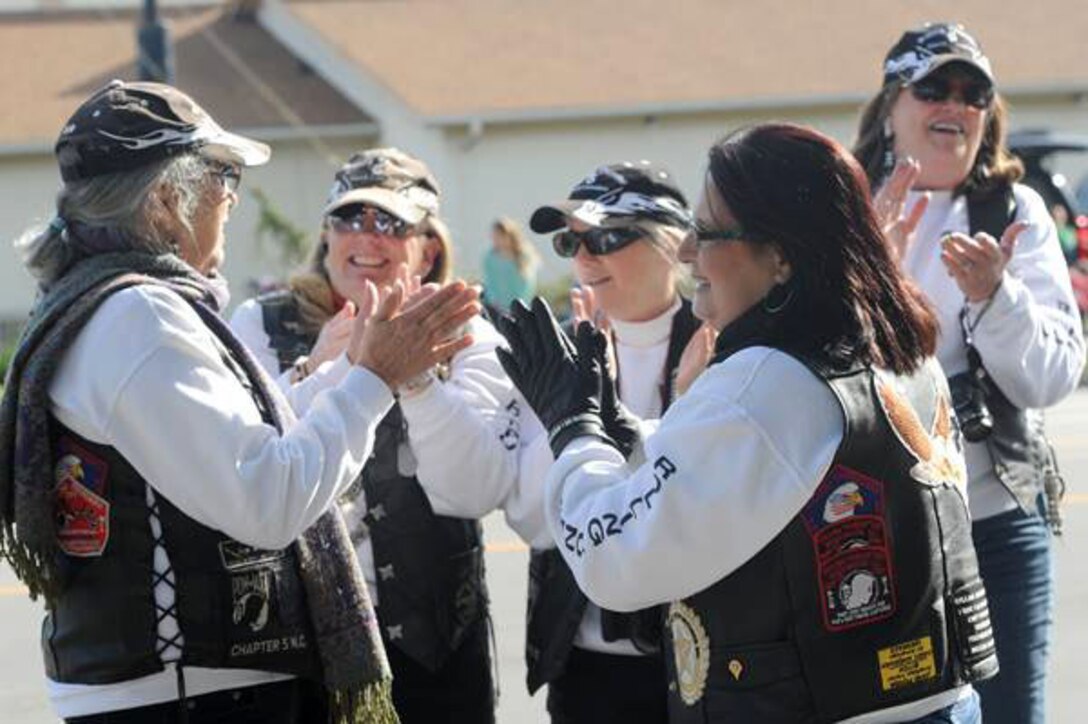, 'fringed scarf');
0,250,397,723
